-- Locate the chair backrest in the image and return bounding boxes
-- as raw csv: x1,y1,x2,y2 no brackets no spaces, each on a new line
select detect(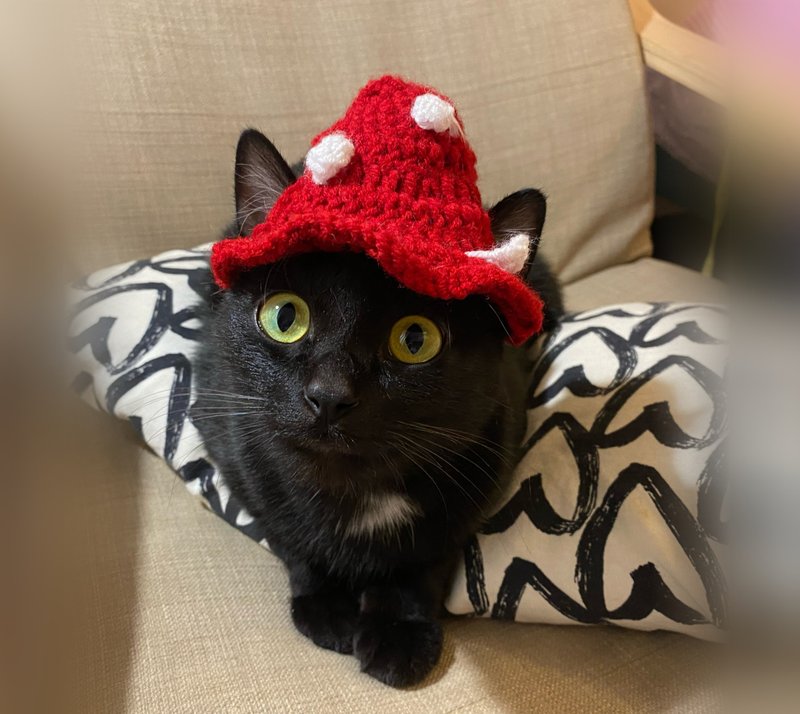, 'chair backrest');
75,0,653,283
